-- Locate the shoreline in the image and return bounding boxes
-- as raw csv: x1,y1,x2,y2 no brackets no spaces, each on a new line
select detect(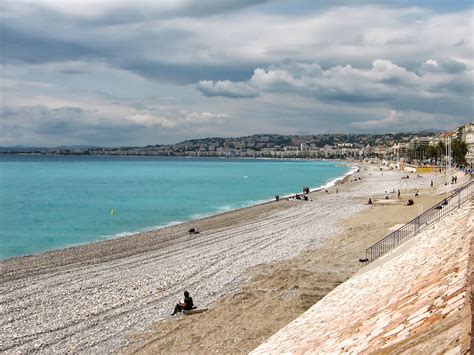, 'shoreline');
1,164,450,353
1,161,356,262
